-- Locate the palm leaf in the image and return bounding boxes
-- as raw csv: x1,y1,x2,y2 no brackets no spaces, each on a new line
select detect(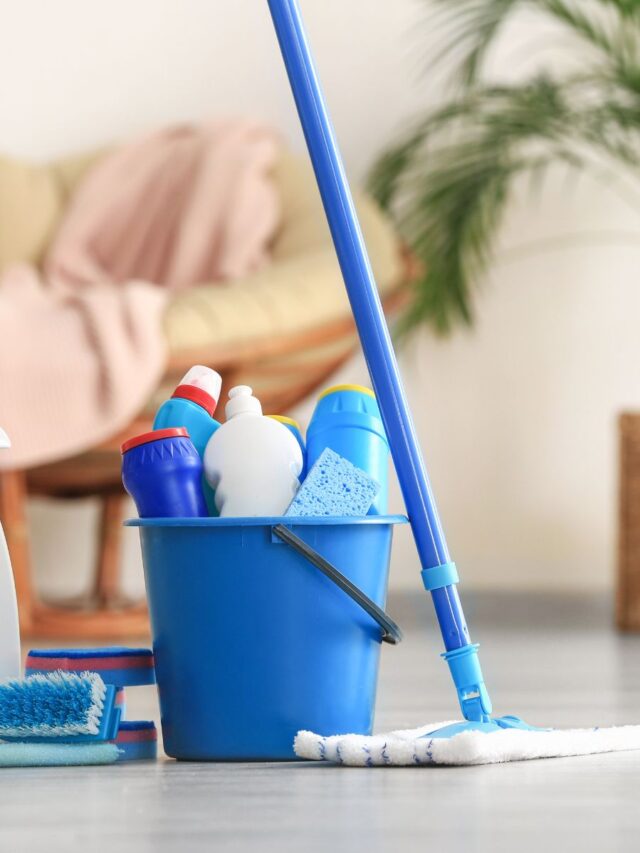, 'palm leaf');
370,0,640,334
427,0,527,86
